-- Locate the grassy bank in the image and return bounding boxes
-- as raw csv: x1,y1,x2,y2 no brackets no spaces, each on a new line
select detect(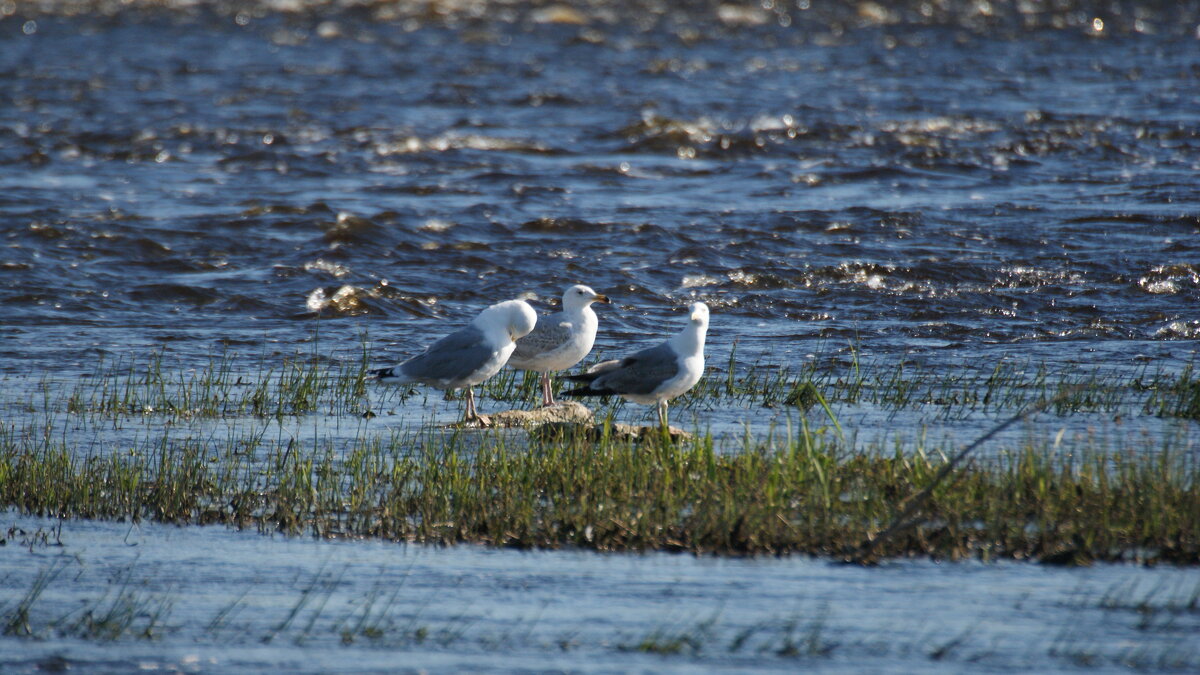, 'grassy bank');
1,417,1196,564
0,347,1196,564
